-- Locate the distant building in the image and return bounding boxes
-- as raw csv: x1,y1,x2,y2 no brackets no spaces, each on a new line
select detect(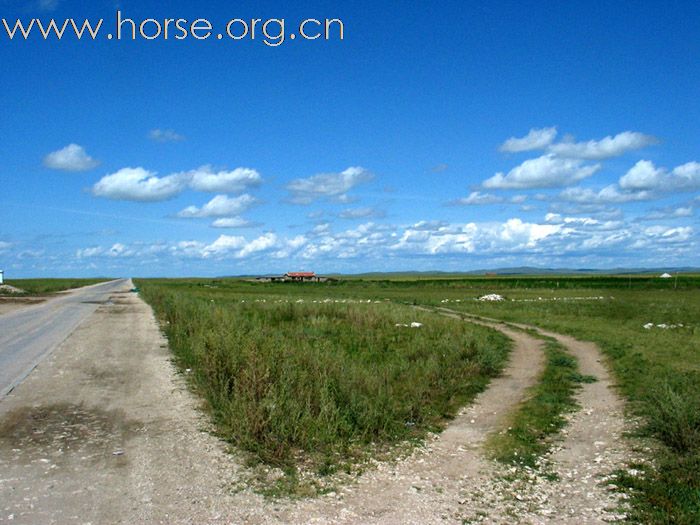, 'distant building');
660,272,672,279
253,271,334,283
0,270,4,285
286,272,319,282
